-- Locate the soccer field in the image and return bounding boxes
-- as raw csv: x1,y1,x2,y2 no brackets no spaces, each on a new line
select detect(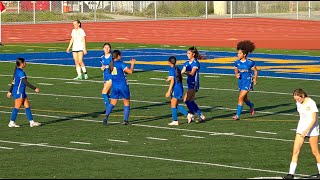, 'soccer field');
0,43,320,178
